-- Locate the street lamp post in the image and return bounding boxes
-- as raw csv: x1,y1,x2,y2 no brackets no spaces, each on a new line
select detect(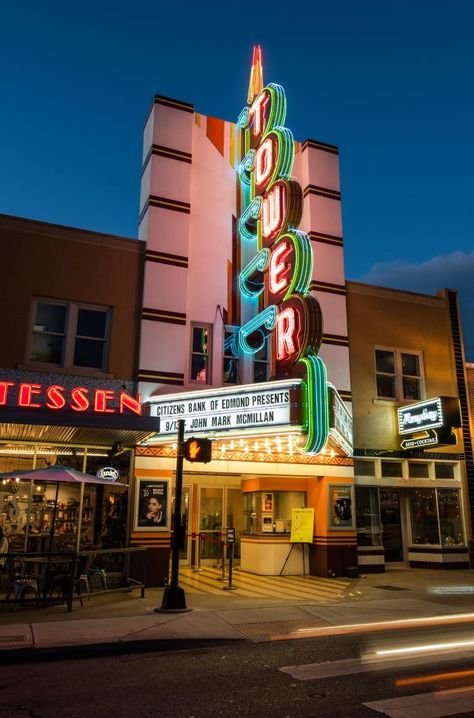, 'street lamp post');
156,418,190,612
